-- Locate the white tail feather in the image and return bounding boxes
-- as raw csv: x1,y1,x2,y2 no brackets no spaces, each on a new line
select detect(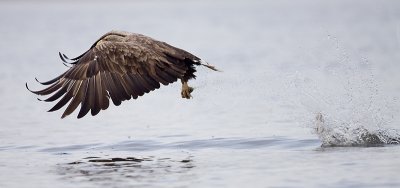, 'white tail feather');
196,60,220,72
